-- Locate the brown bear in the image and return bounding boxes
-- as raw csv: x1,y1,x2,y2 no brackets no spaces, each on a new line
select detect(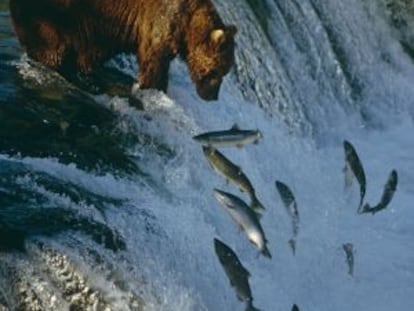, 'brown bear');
9,0,237,100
